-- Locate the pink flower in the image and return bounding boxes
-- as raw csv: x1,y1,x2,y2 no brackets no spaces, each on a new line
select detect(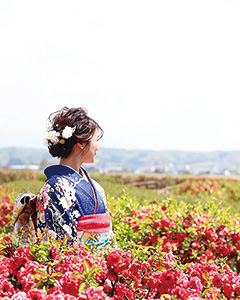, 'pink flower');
45,290,65,300
172,287,190,300
83,287,109,300
11,292,28,300
185,277,203,293
204,227,217,242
